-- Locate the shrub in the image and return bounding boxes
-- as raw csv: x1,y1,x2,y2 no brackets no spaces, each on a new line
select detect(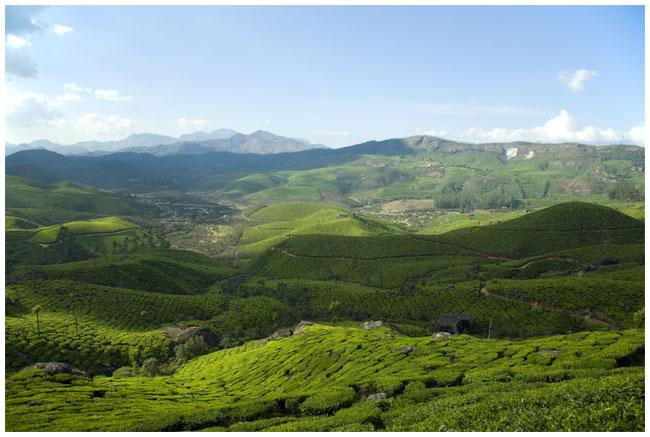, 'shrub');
112,366,136,378
299,387,356,415
141,358,159,377
174,335,211,364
